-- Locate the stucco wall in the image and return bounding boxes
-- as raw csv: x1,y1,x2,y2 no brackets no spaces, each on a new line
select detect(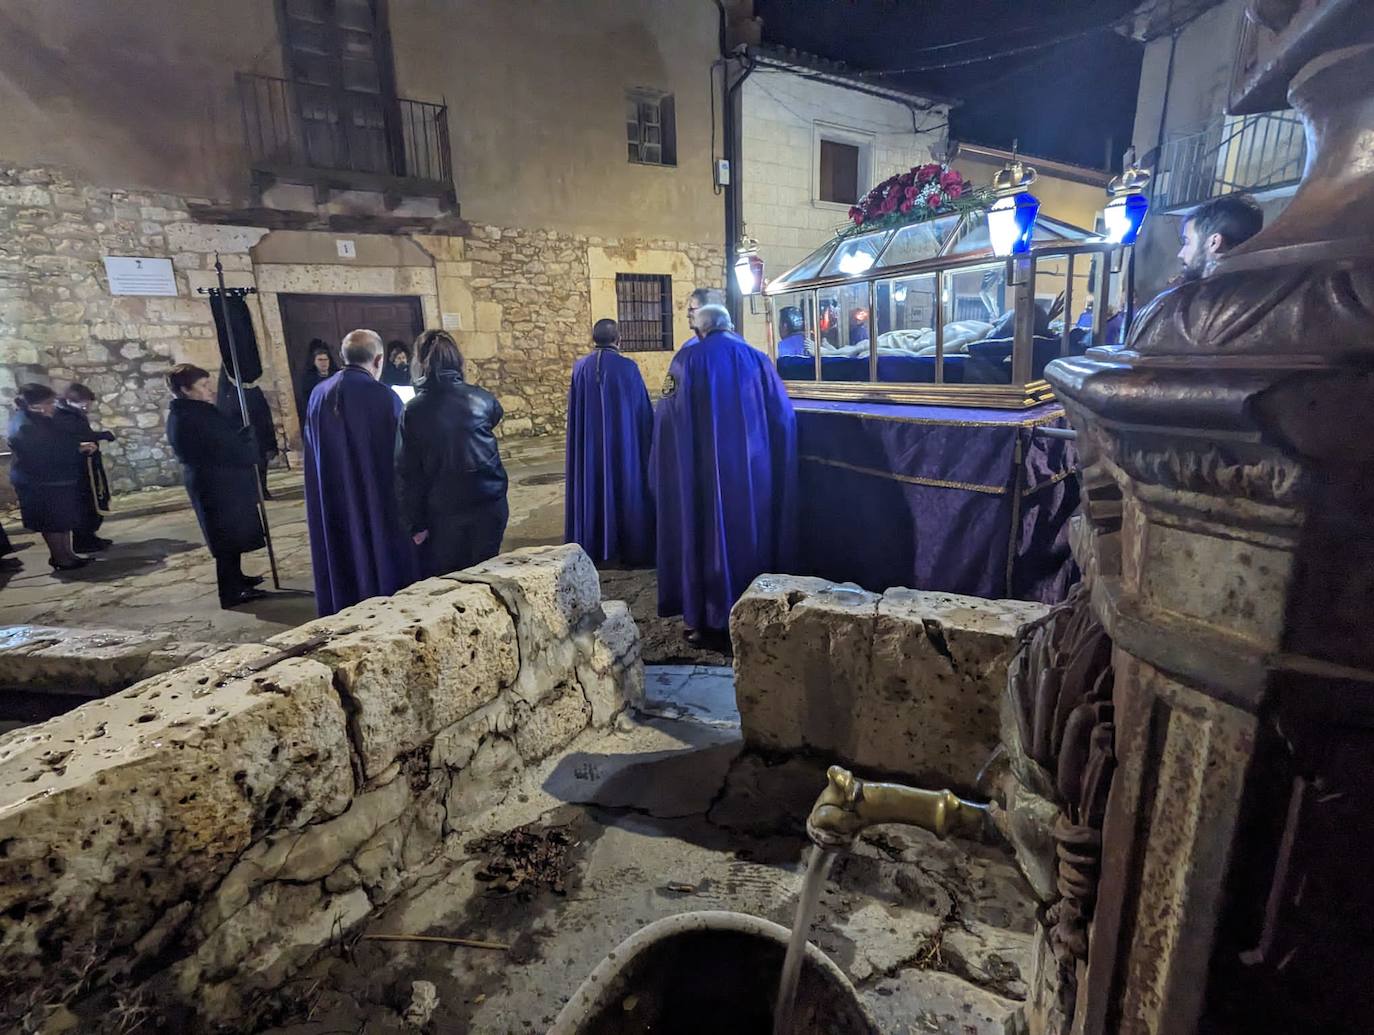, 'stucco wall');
1128,0,1249,300
0,0,723,245
739,72,948,347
